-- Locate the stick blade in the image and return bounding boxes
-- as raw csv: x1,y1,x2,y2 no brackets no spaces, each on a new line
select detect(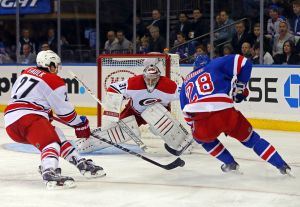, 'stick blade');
163,157,185,170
